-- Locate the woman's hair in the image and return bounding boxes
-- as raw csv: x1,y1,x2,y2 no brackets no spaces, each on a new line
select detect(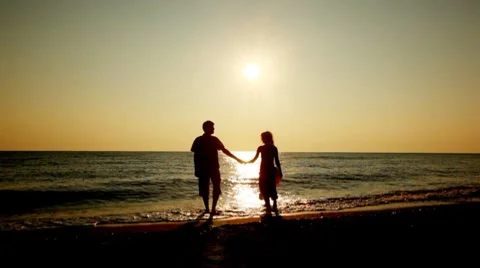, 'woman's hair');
261,131,274,145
